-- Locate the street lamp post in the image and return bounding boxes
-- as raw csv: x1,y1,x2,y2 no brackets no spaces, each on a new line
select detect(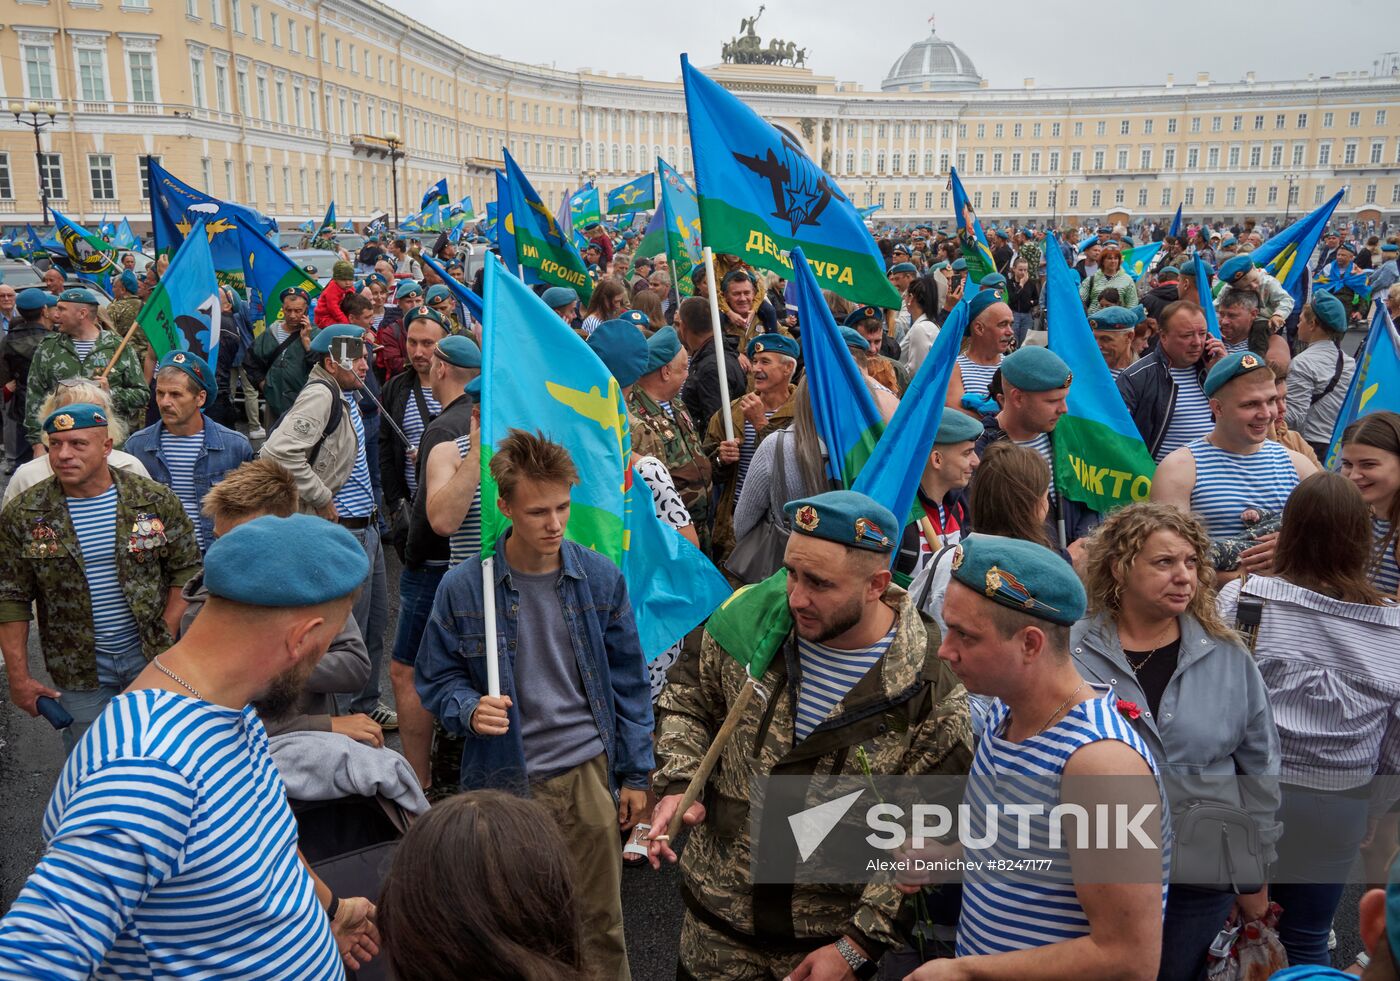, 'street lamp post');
384,132,405,229
1282,172,1301,224
11,102,57,224
1049,178,1064,227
